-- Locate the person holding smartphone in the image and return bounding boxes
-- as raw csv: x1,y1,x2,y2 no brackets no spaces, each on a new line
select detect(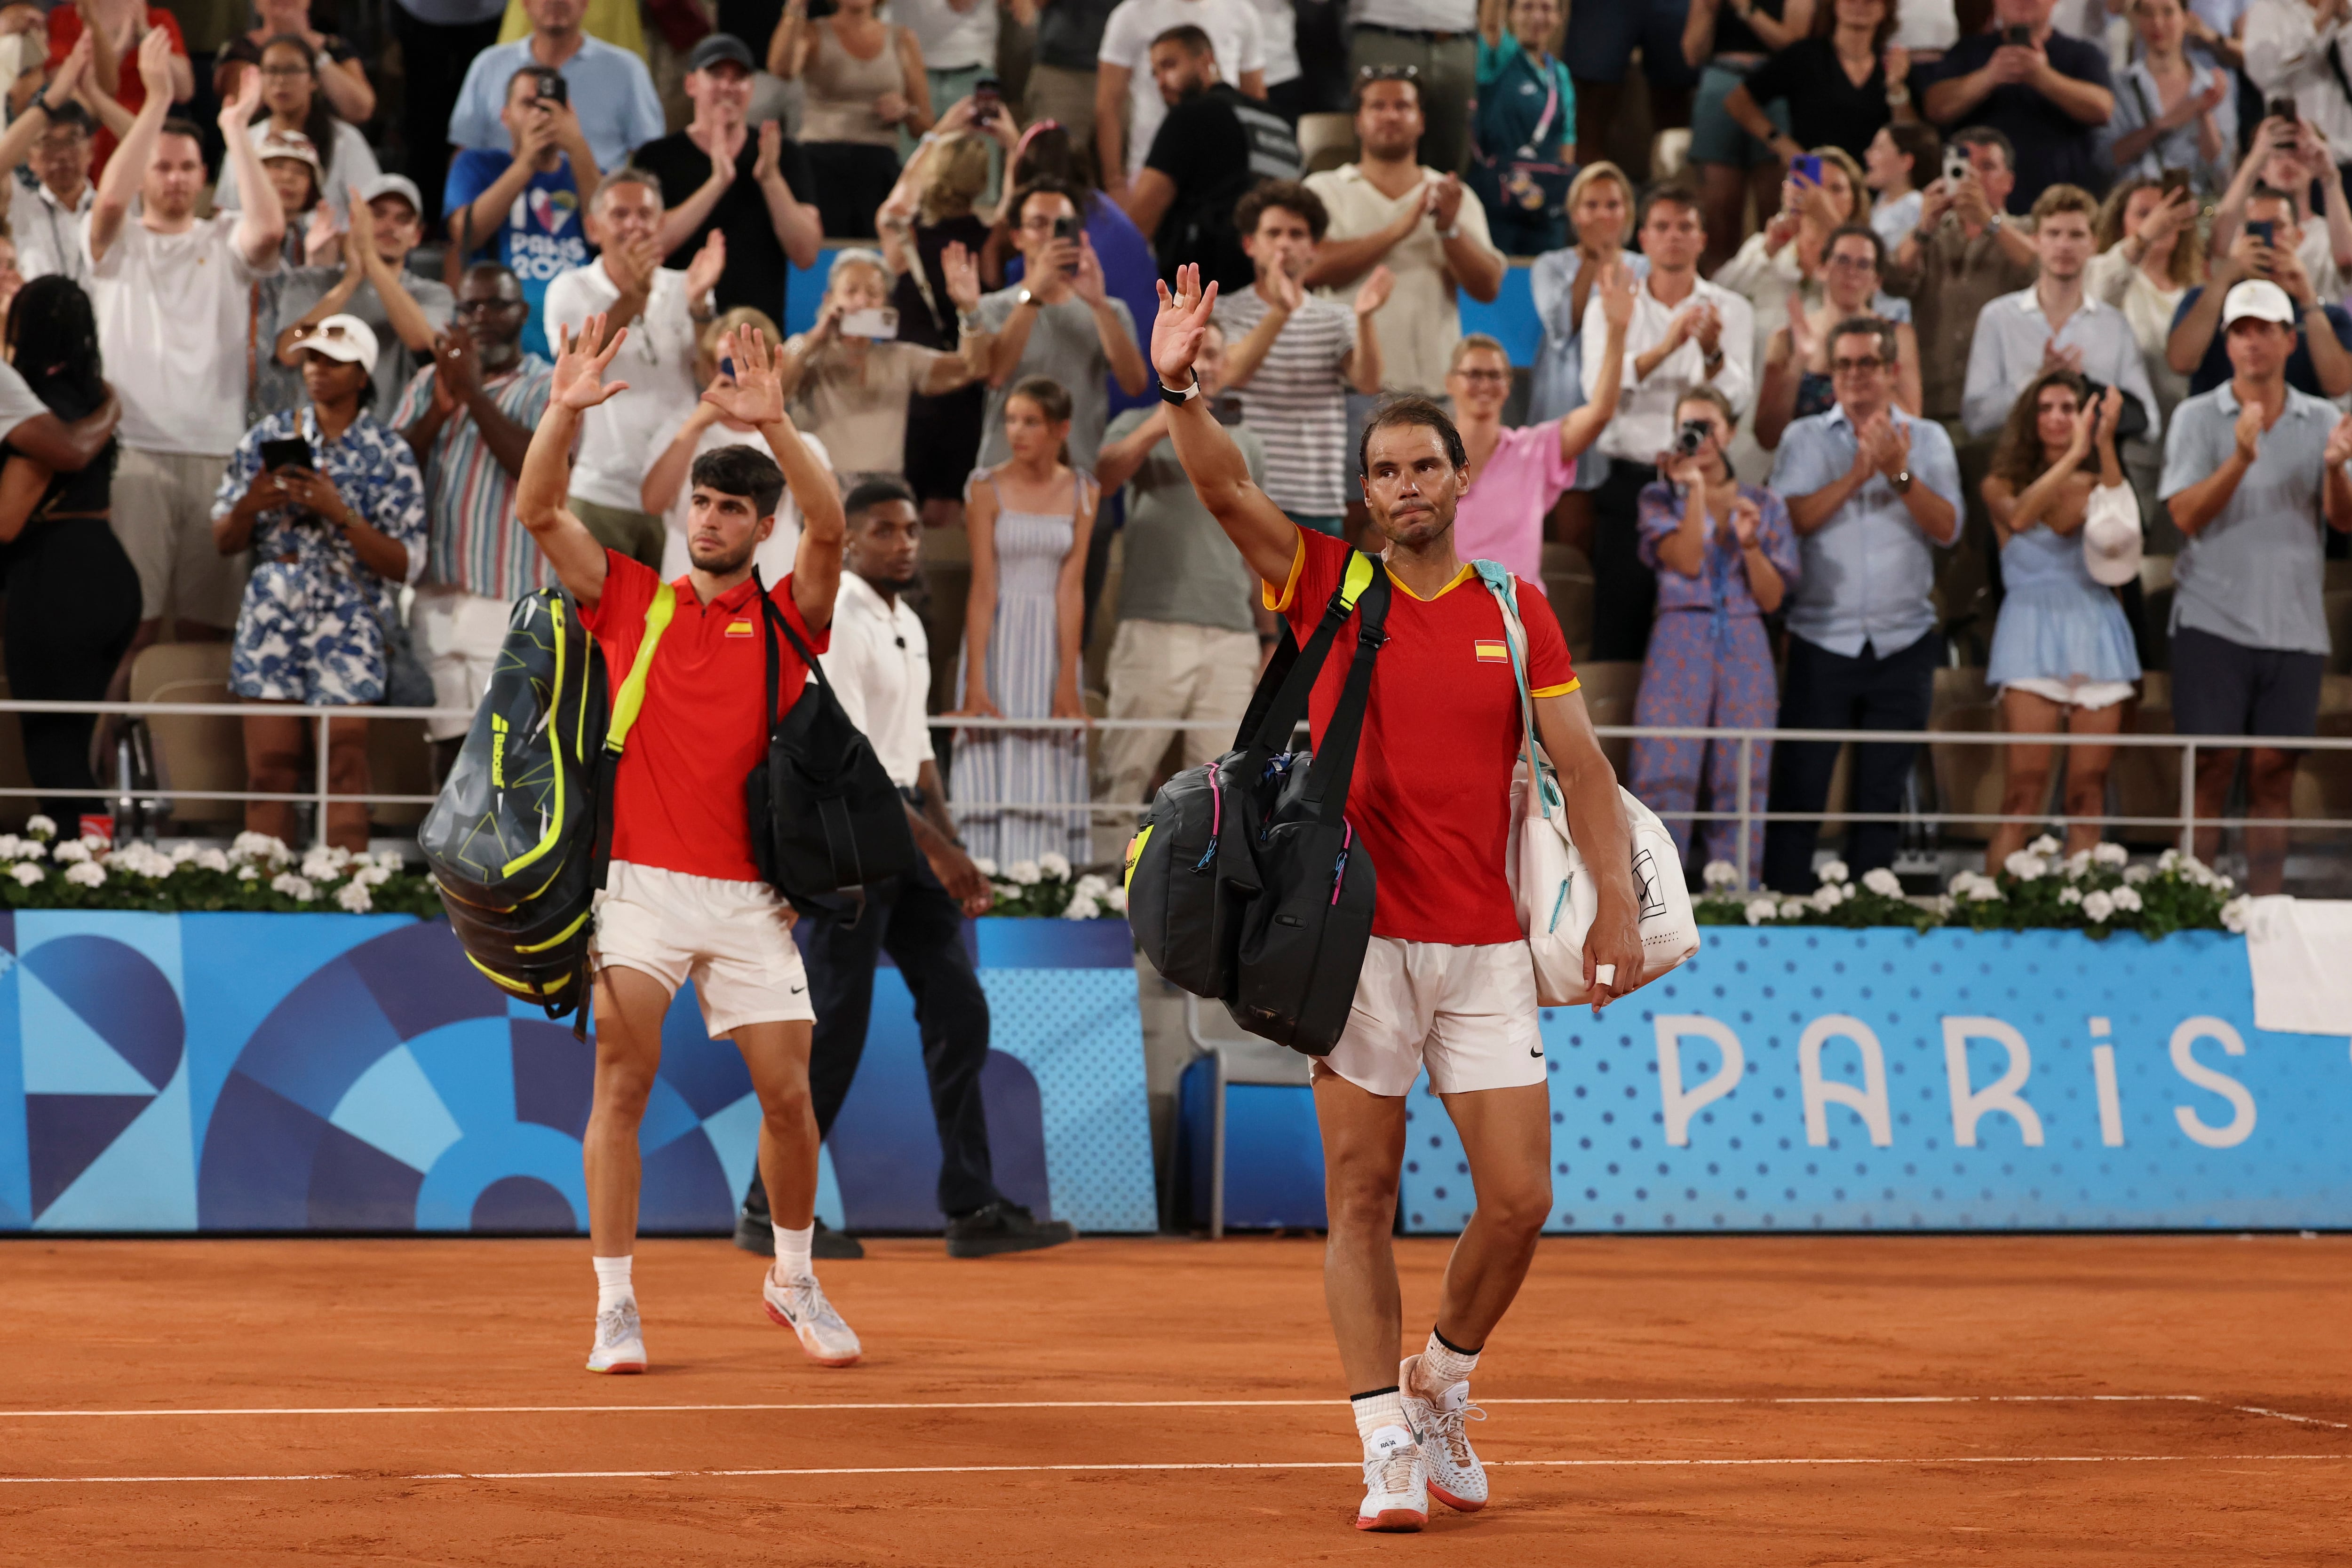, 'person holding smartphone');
2246,0,2352,170
444,64,601,359
210,314,426,852
1919,0,2116,214
2106,0,2235,196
